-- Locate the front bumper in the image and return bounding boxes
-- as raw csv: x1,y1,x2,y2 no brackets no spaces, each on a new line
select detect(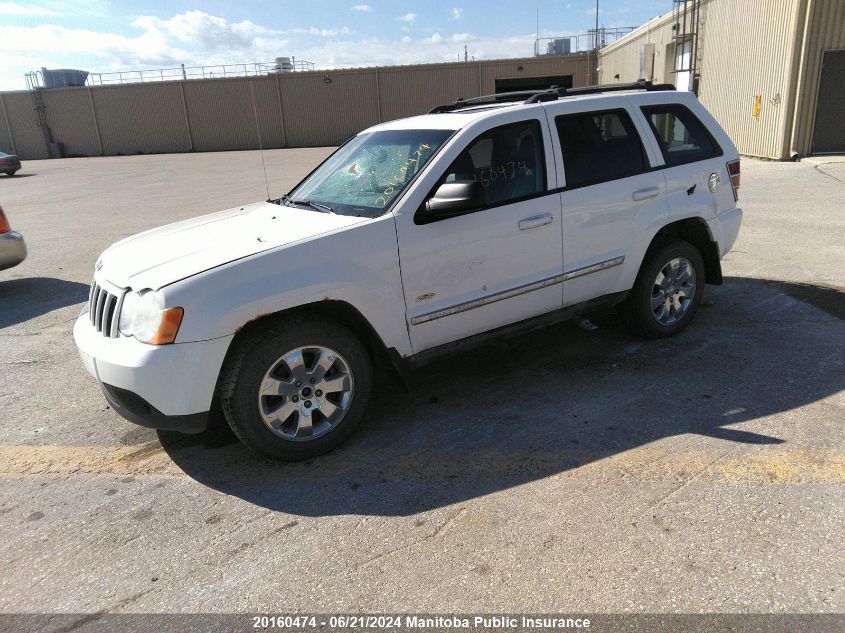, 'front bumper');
0,231,27,271
73,314,233,433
